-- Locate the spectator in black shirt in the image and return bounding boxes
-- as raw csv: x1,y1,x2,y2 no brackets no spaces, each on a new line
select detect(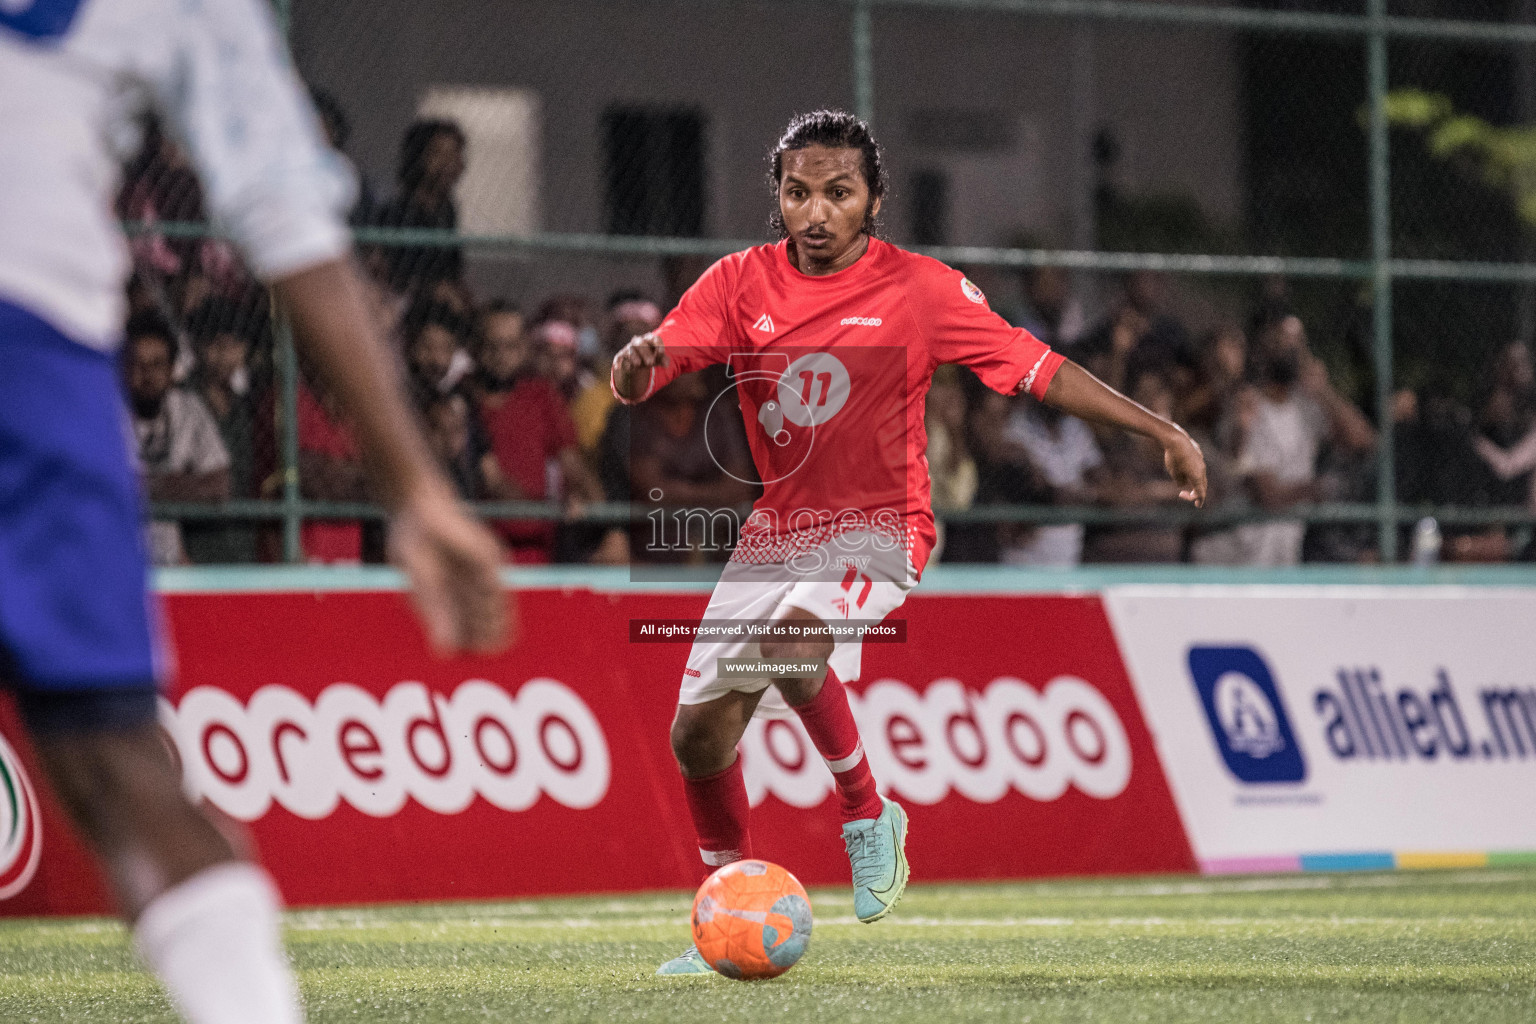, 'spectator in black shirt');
309,86,376,225
372,118,466,292
1075,270,1197,395
182,298,265,562
404,300,472,403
